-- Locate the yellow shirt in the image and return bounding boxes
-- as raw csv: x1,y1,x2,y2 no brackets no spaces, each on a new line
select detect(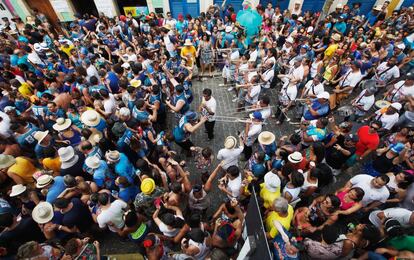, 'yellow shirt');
180,46,197,66
8,157,37,184
324,43,339,60
42,157,61,174
60,45,75,57
18,82,33,98
259,183,281,209
265,205,294,238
